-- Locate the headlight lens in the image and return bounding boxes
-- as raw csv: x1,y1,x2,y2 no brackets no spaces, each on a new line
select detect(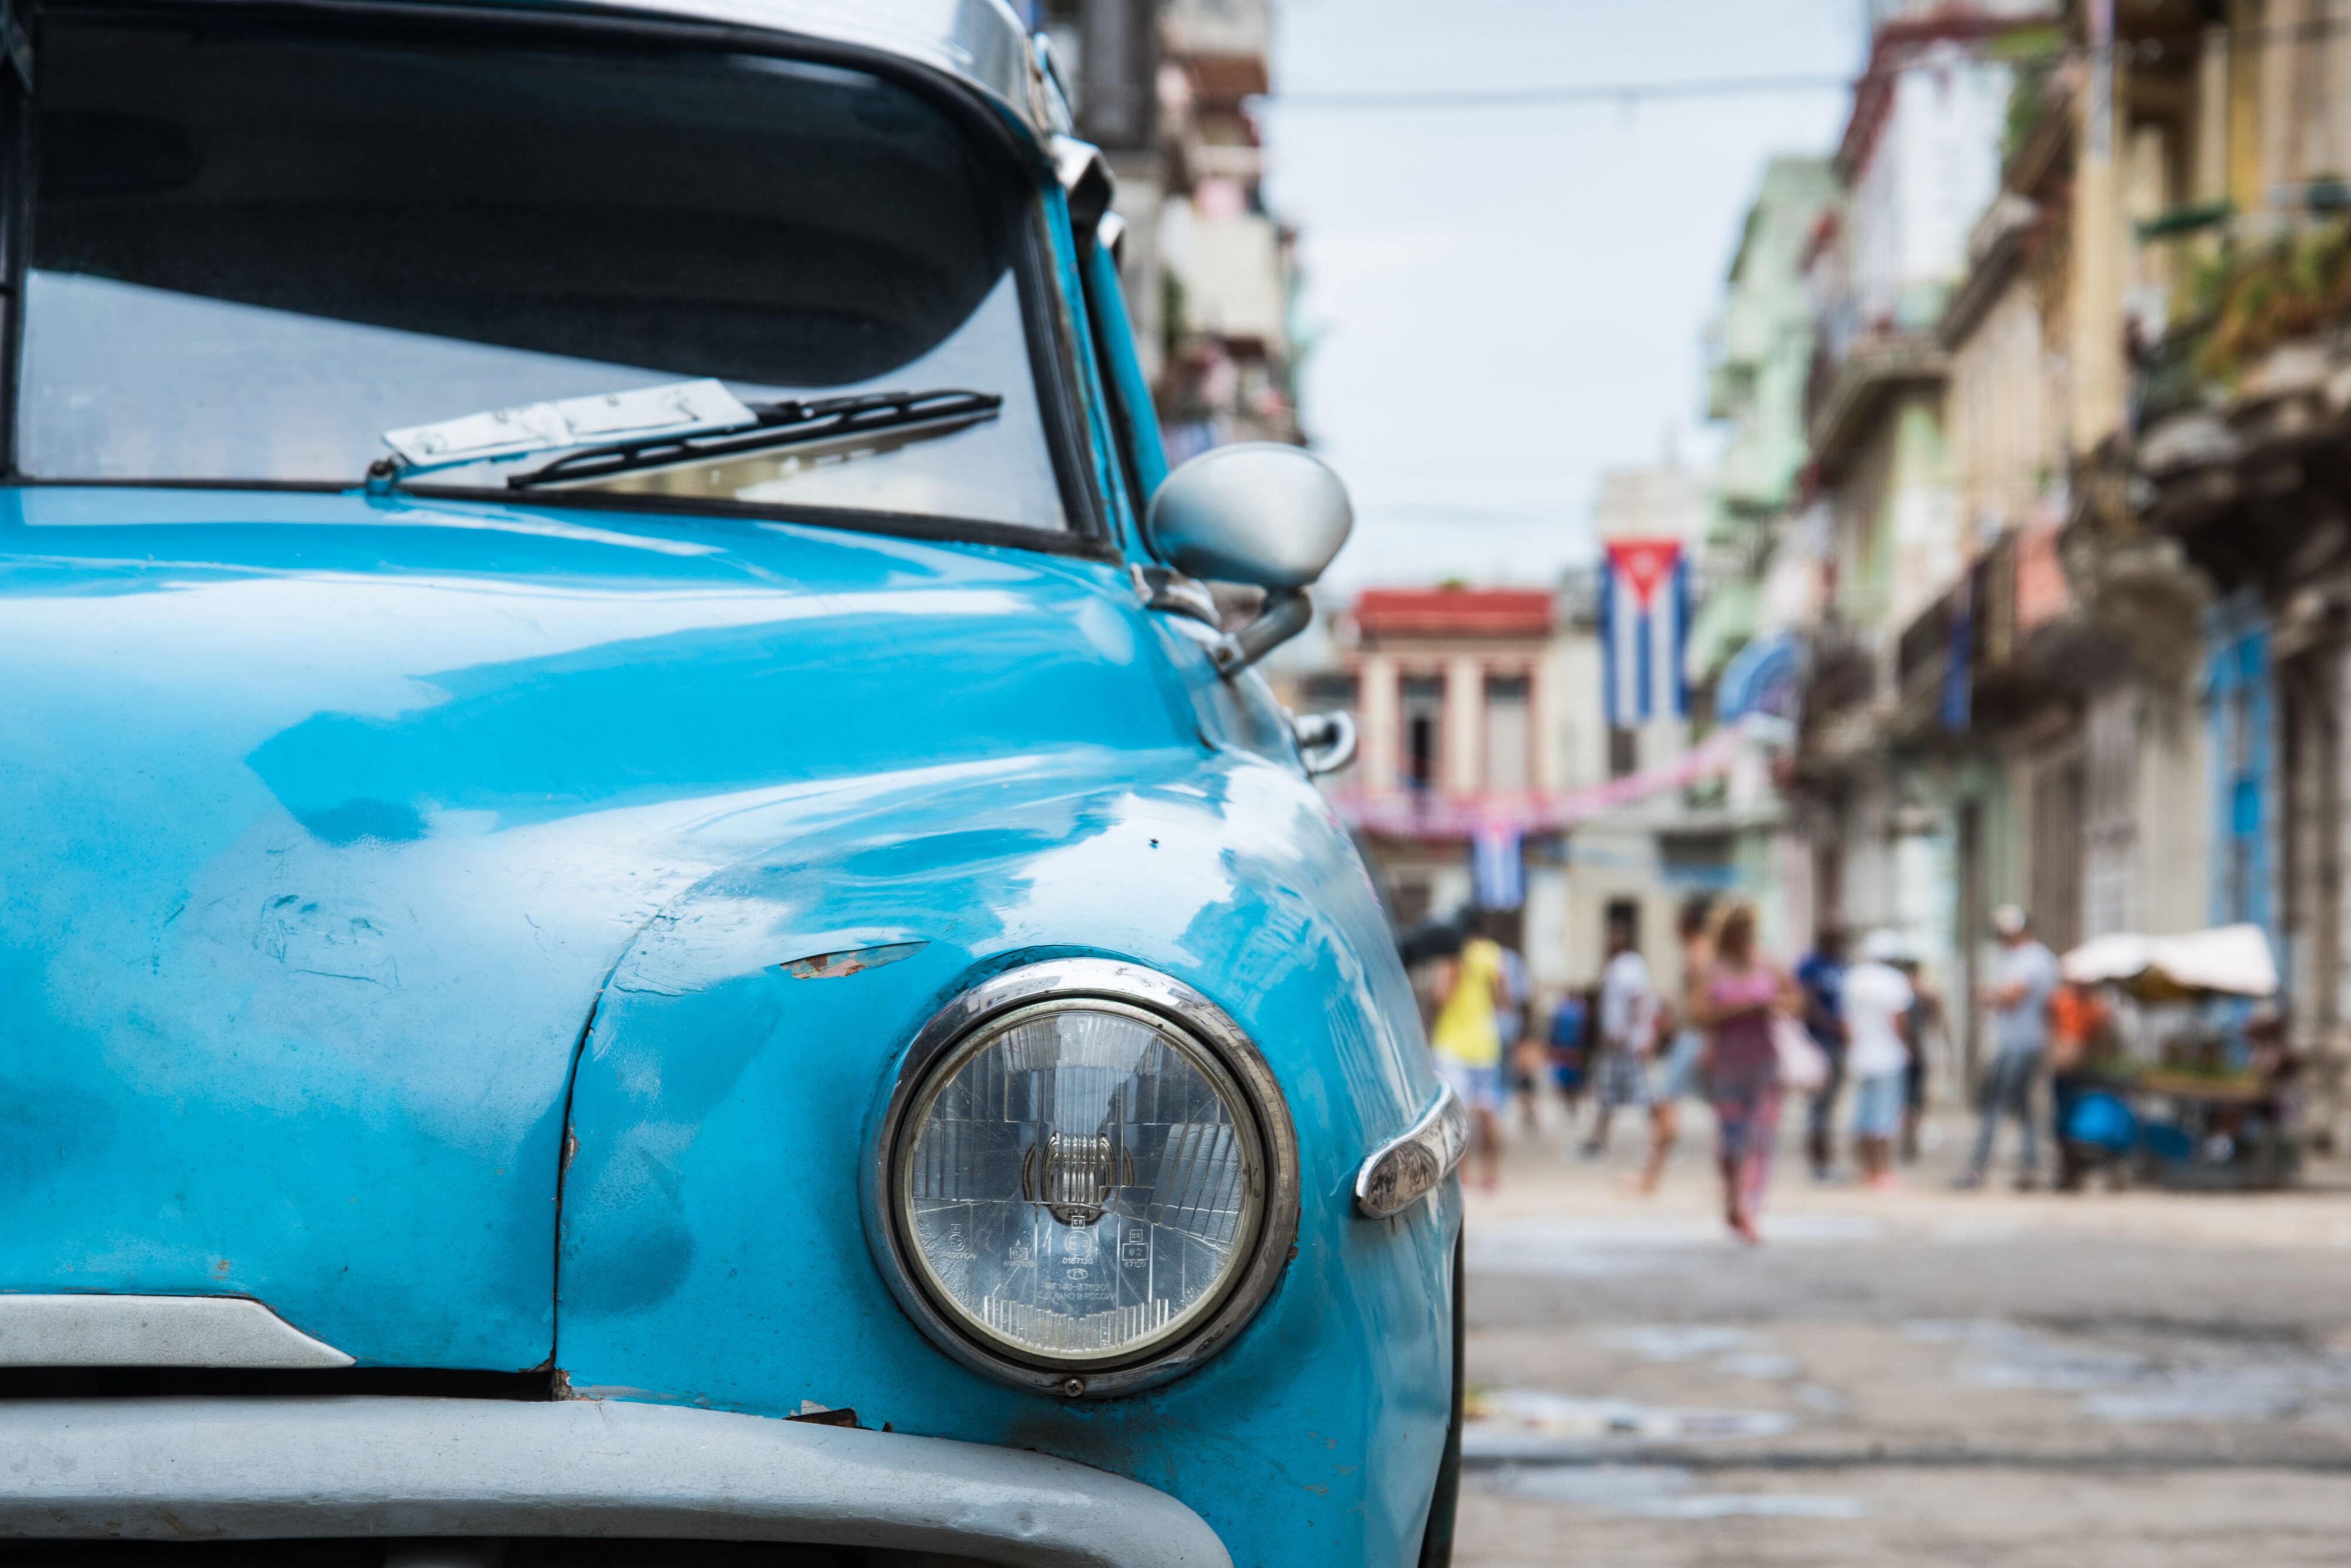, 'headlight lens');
894,999,1267,1368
